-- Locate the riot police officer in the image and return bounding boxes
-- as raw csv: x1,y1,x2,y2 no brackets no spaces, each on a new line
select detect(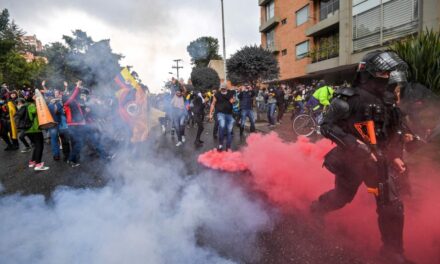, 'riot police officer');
310,51,414,264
